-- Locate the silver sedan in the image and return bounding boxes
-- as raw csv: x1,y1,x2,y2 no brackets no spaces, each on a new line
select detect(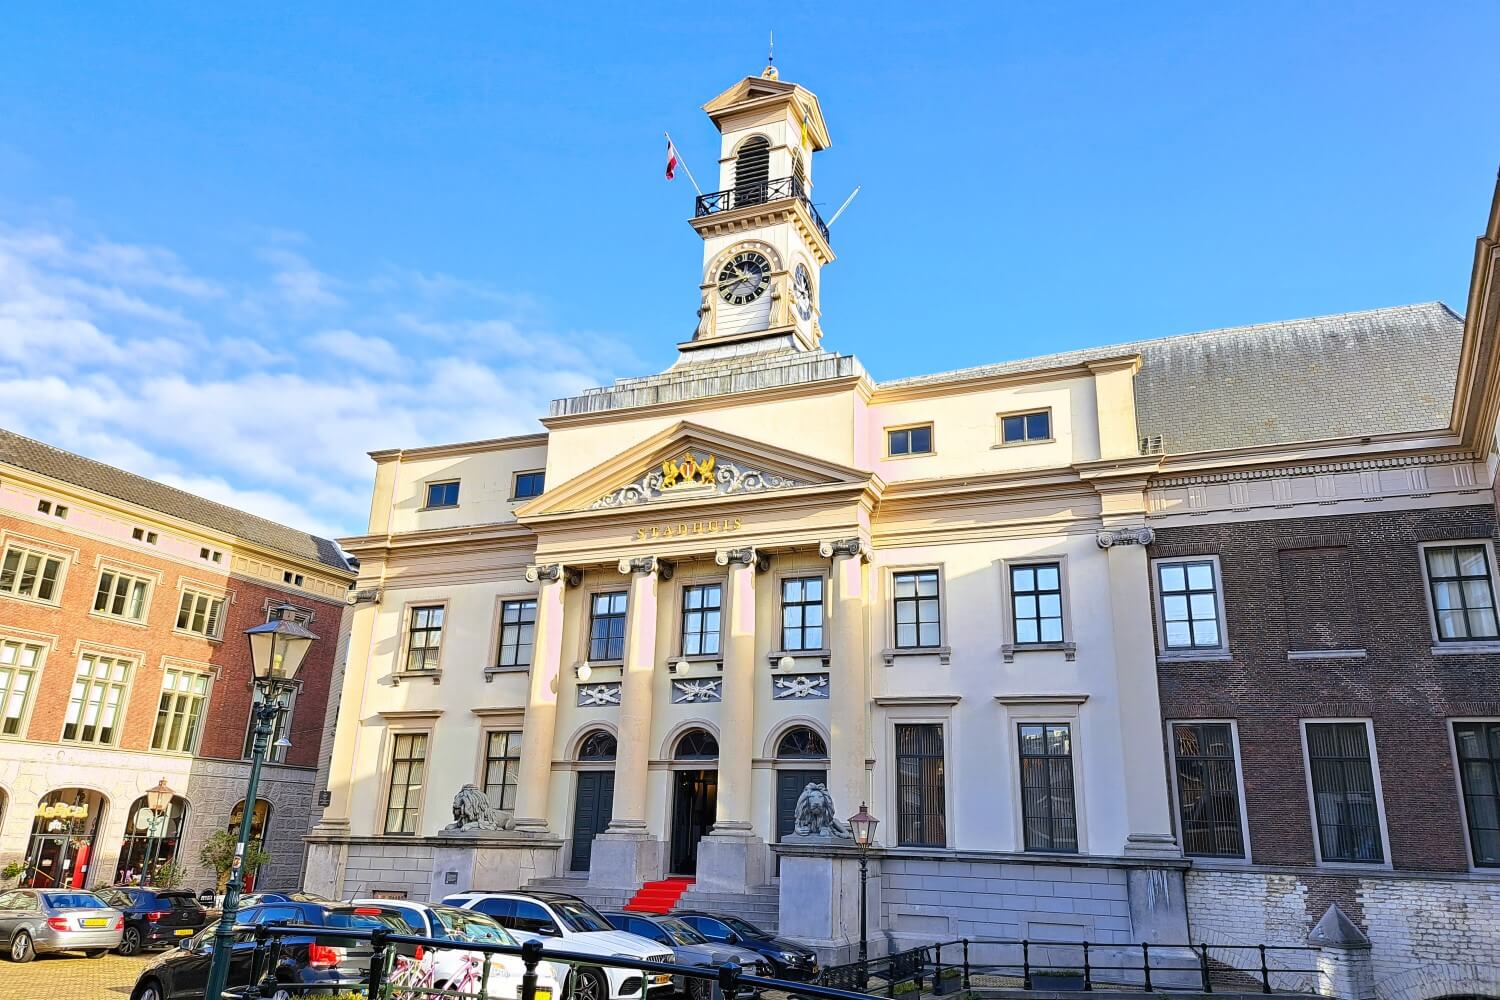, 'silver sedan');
0,887,124,961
